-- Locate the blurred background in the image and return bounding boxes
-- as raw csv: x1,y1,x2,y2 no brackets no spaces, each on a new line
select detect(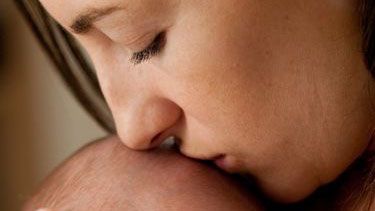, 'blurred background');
0,1,107,210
